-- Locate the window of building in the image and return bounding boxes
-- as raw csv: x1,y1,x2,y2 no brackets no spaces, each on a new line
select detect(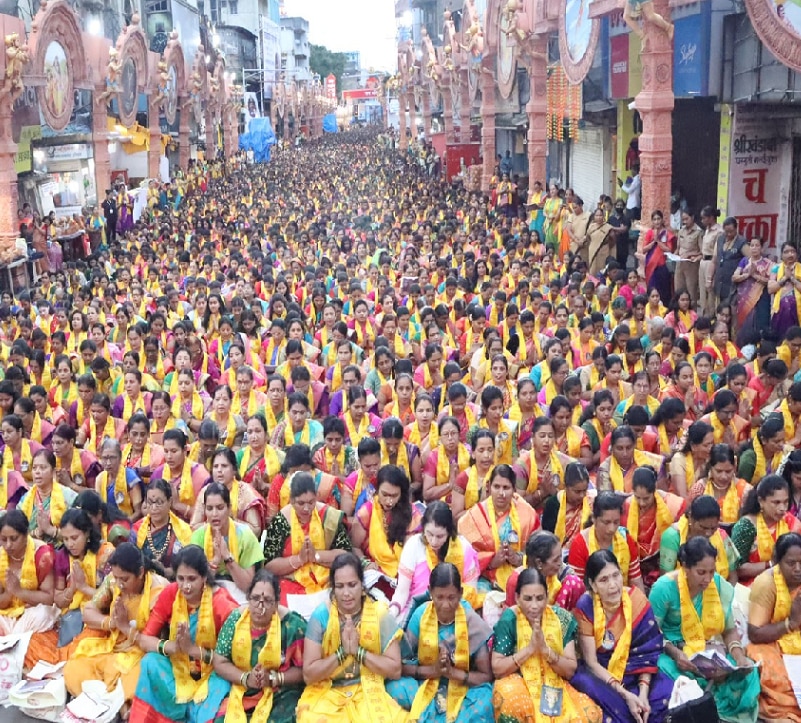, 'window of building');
145,0,169,11
229,0,237,11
